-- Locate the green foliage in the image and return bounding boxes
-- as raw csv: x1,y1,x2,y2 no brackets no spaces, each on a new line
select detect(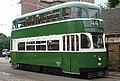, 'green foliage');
108,0,120,8
0,33,10,56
